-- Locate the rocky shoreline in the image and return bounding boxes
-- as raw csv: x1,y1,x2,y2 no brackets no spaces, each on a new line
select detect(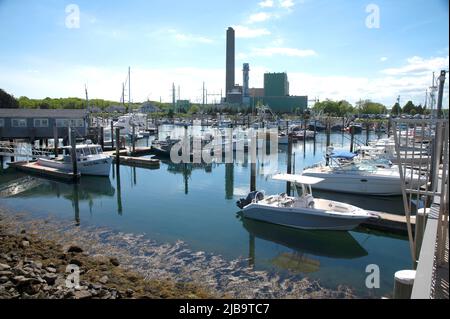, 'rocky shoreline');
0,213,212,299
0,208,356,299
